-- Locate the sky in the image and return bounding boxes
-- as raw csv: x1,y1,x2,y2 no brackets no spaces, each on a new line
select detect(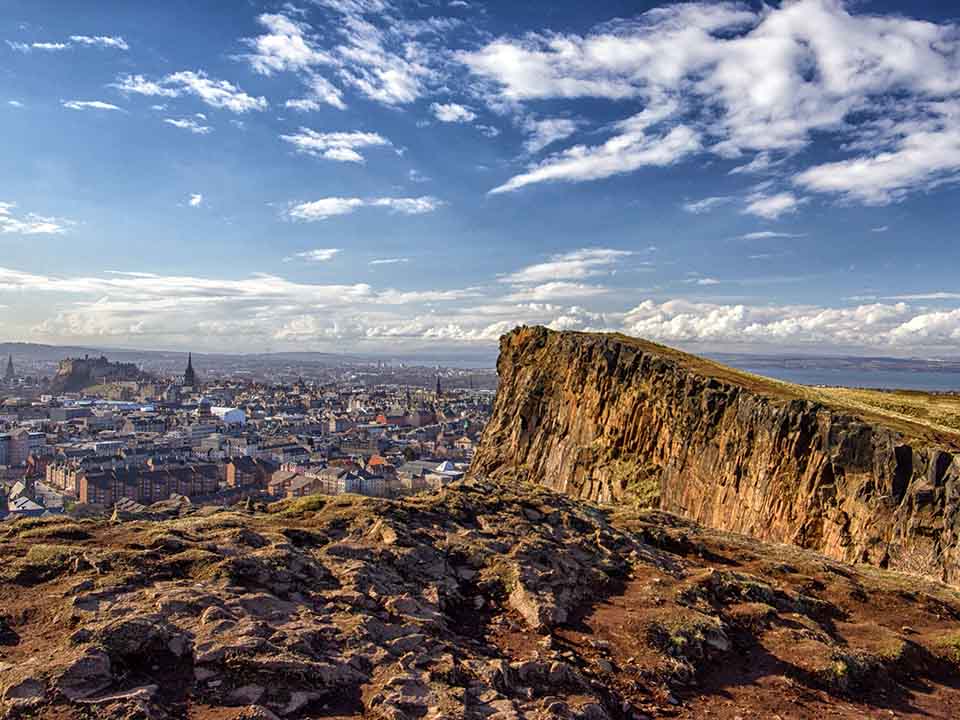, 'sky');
2,0,960,357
